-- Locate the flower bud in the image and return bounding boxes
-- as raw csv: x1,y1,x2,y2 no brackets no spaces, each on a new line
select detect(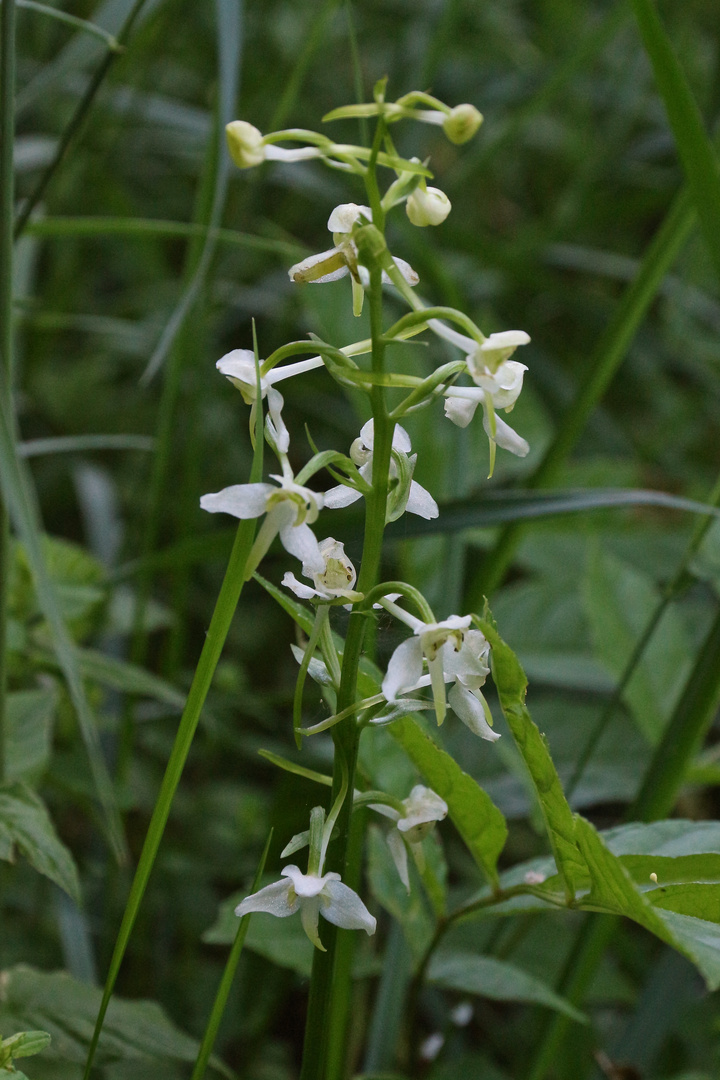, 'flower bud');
443,103,483,145
406,185,451,227
225,121,265,169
